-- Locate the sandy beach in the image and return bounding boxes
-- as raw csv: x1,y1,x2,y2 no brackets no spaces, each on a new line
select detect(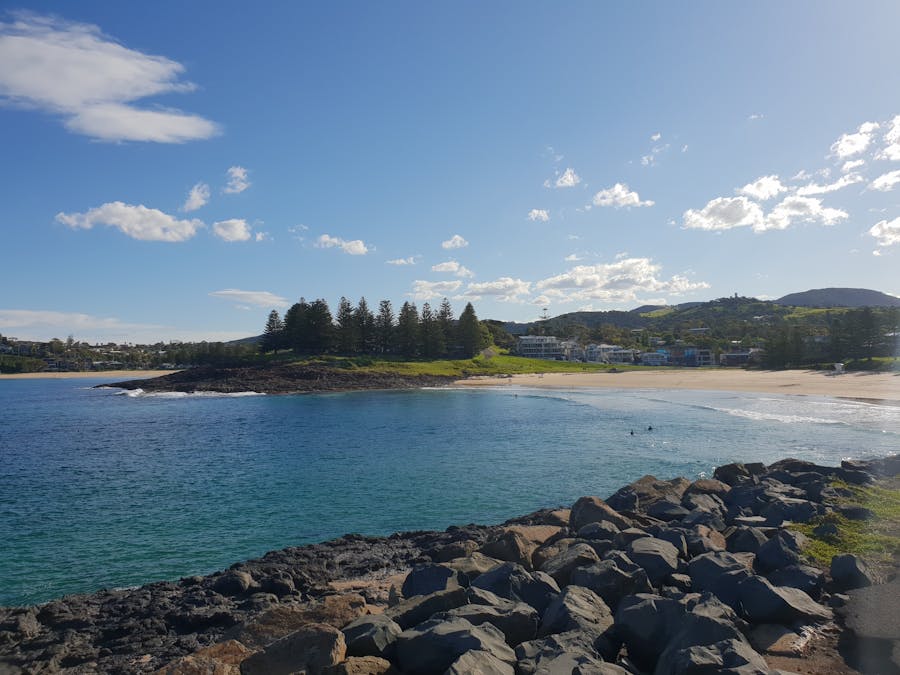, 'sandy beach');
456,369,900,405
0,370,176,381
